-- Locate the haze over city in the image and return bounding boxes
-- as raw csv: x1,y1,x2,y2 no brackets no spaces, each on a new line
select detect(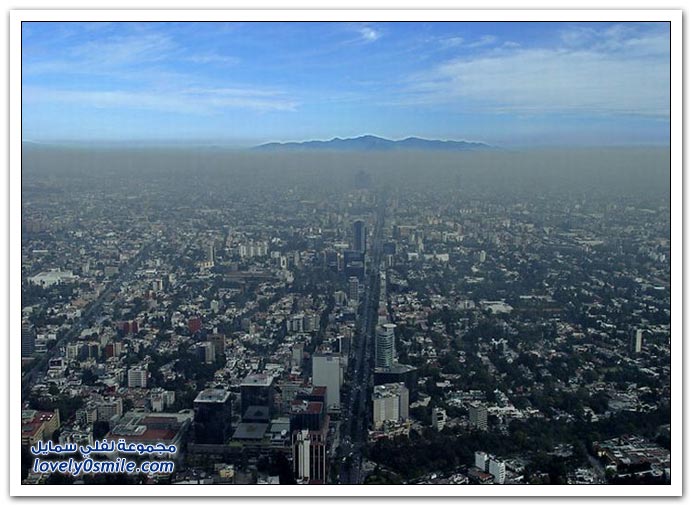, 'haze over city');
19,19,672,489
